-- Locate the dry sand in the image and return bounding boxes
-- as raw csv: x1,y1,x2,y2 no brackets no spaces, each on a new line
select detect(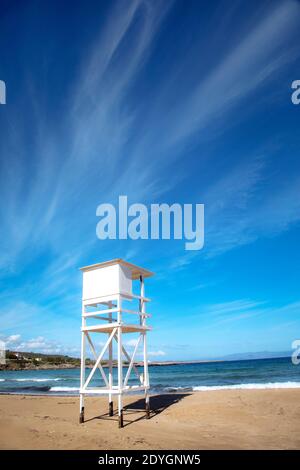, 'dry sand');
0,390,300,450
